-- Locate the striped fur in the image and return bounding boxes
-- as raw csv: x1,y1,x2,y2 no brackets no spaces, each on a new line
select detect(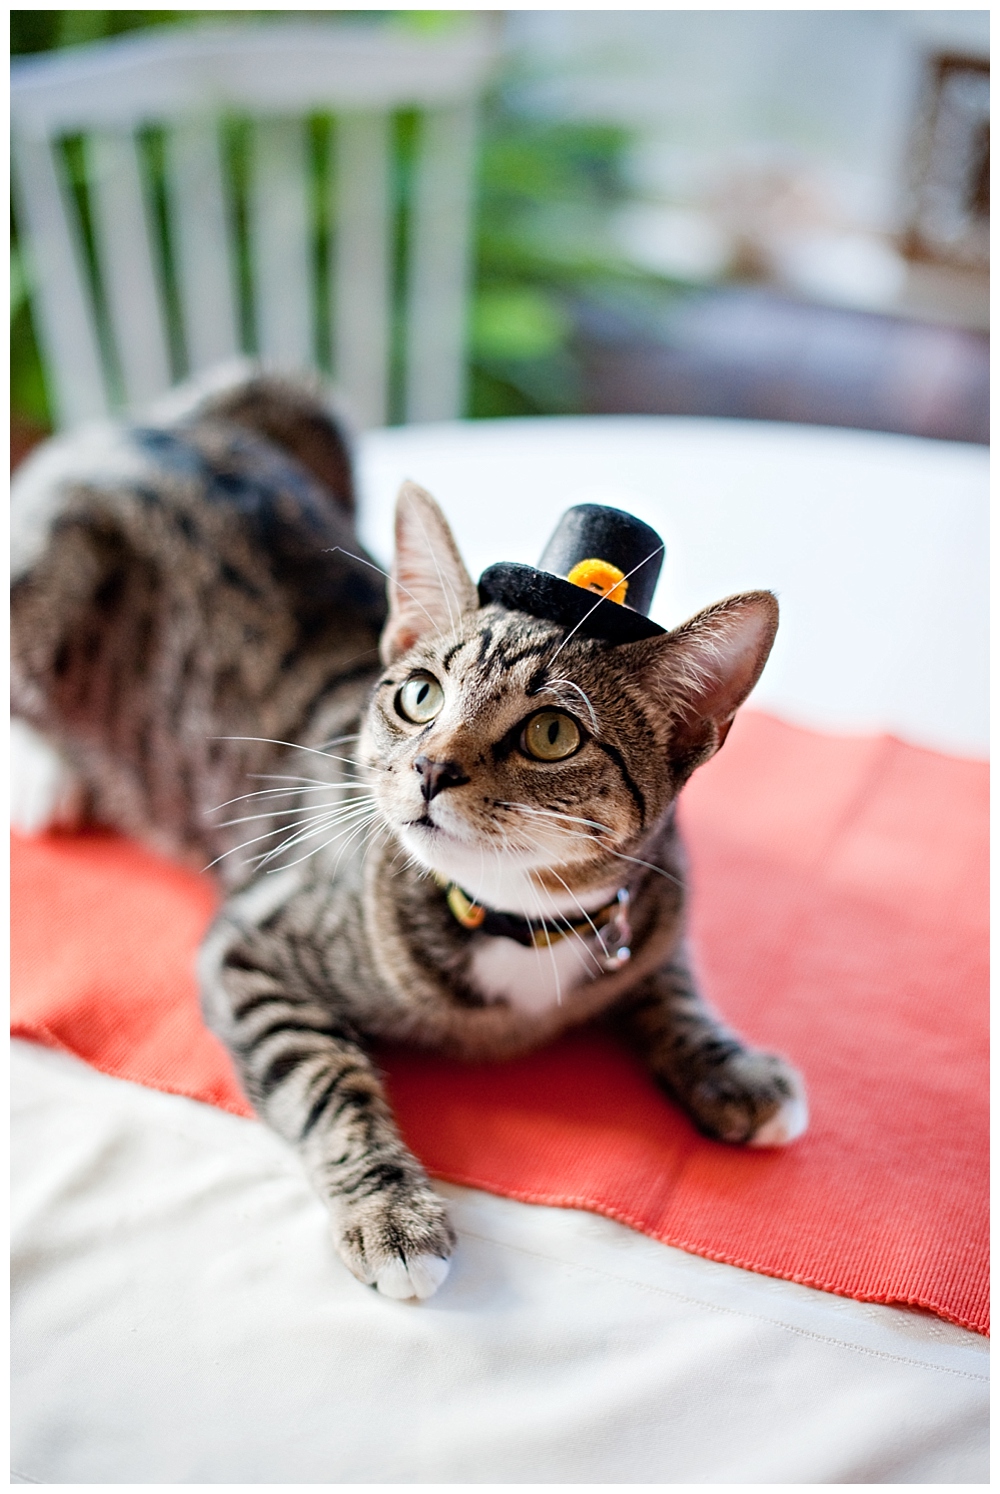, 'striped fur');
10,368,806,1300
